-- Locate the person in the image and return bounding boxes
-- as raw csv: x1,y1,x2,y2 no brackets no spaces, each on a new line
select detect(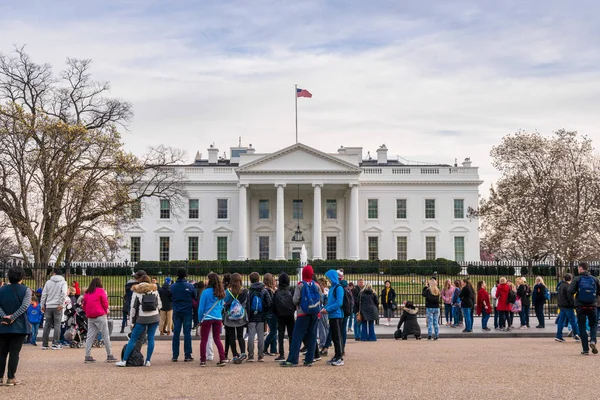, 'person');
508,282,518,329
192,280,204,331
121,274,138,334
223,273,248,364
459,278,475,333
245,272,272,363
273,272,295,362
322,269,345,366
422,278,440,340
339,277,352,351
532,276,548,328
476,281,492,331
555,273,579,342
491,280,499,330
221,273,231,358
441,279,455,327
280,265,321,367
263,273,278,356
317,277,330,354
159,277,173,336
451,280,462,328
0,266,31,386
116,275,161,367
72,281,81,301
347,282,355,333
151,276,159,288
198,273,227,367
380,280,396,327
516,277,531,329
496,277,511,331
358,282,378,342
568,262,600,355
351,279,364,340
82,278,116,363
170,268,197,362
26,293,43,346
397,301,421,340
40,268,68,350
